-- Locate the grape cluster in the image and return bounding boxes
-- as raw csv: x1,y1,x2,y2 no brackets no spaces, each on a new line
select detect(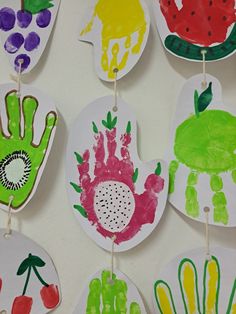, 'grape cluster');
0,7,52,71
